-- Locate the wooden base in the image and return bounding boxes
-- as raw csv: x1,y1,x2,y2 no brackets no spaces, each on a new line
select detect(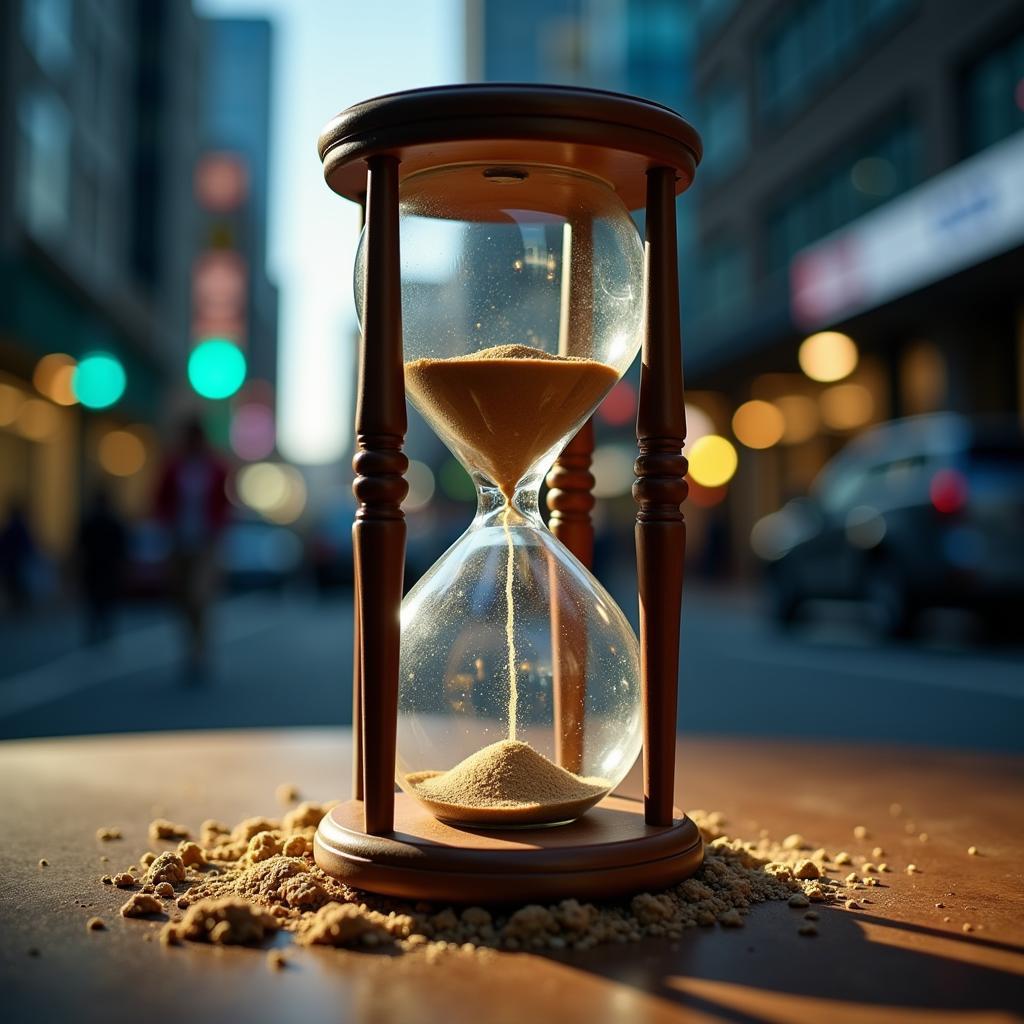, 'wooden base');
314,792,703,904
